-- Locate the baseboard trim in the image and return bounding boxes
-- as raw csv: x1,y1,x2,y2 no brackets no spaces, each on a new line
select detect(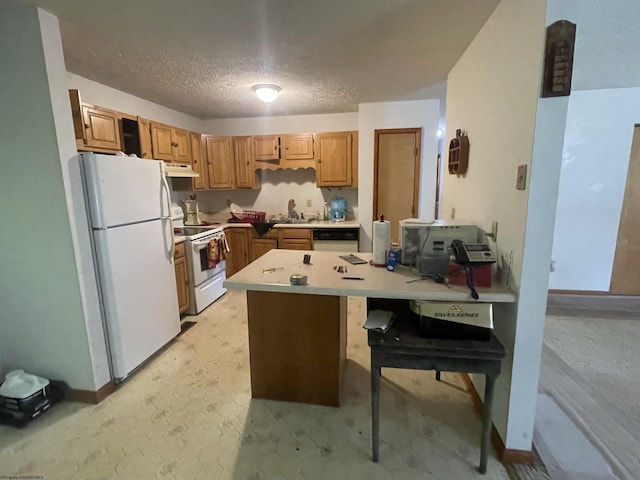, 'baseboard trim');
548,289,609,295
460,373,534,465
67,380,116,404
